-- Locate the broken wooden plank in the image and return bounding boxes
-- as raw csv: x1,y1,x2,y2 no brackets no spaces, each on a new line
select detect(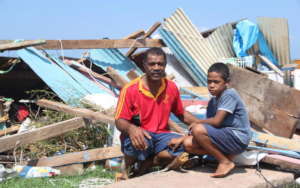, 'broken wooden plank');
36,99,115,125
262,154,300,170
0,125,20,137
106,67,129,88
126,69,139,80
0,117,85,153
126,22,161,57
0,114,8,123
258,54,284,76
26,146,122,167
229,65,300,138
252,131,300,152
0,40,46,51
63,59,121,89
35,39,165,49
124,30,145,39
55,163,84,176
